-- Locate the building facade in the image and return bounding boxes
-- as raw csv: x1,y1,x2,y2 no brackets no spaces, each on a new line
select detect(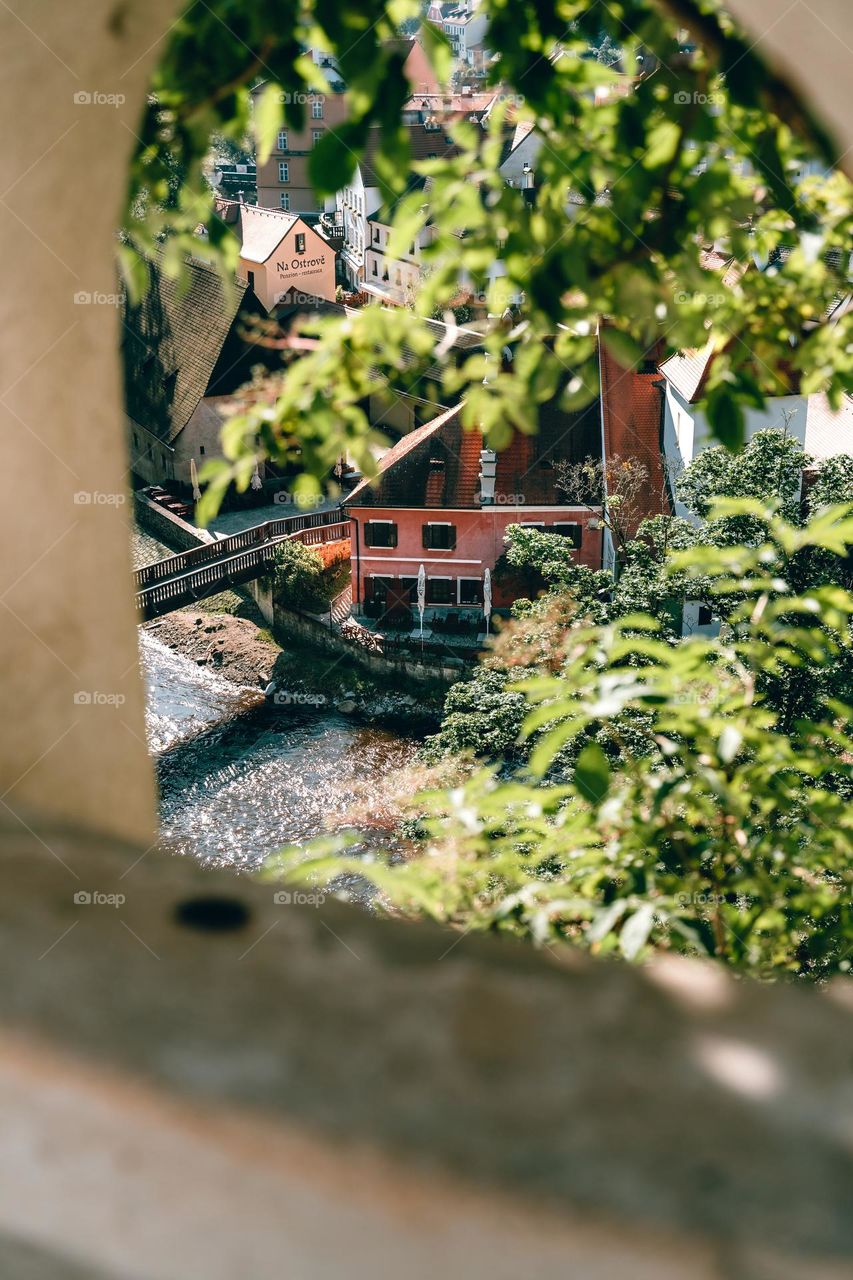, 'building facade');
363,215,437,305
345,401,603,620
252,55,348,218
233,203,336,310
